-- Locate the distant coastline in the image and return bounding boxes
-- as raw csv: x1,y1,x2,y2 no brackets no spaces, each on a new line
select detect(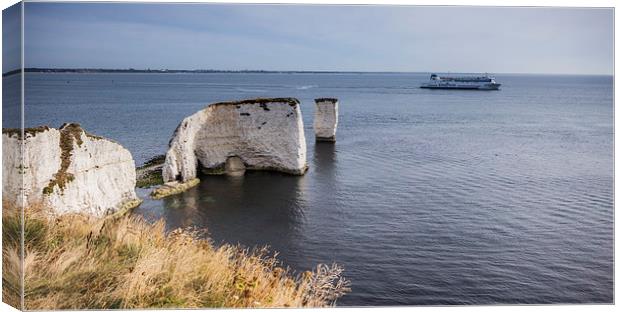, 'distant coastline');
2,67,404,77
2,68,612,77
